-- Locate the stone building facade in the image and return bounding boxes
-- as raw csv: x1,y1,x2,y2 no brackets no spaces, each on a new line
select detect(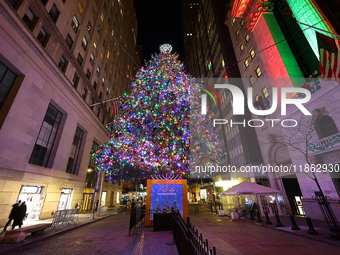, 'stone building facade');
0,0,137,223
